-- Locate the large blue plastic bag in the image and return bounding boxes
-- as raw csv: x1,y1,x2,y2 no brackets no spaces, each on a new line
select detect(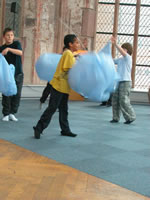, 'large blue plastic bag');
97,42,119,94
69,42,119,102
0,54,17,96
35,53,61,81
